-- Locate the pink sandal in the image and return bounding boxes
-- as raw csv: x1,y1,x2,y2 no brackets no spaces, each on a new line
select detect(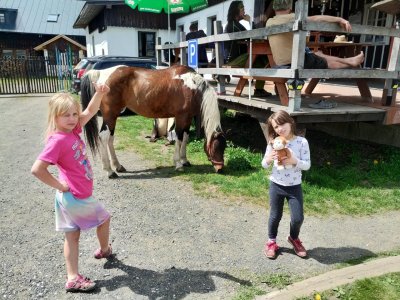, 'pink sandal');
94,244,112,259
65,274,96,292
